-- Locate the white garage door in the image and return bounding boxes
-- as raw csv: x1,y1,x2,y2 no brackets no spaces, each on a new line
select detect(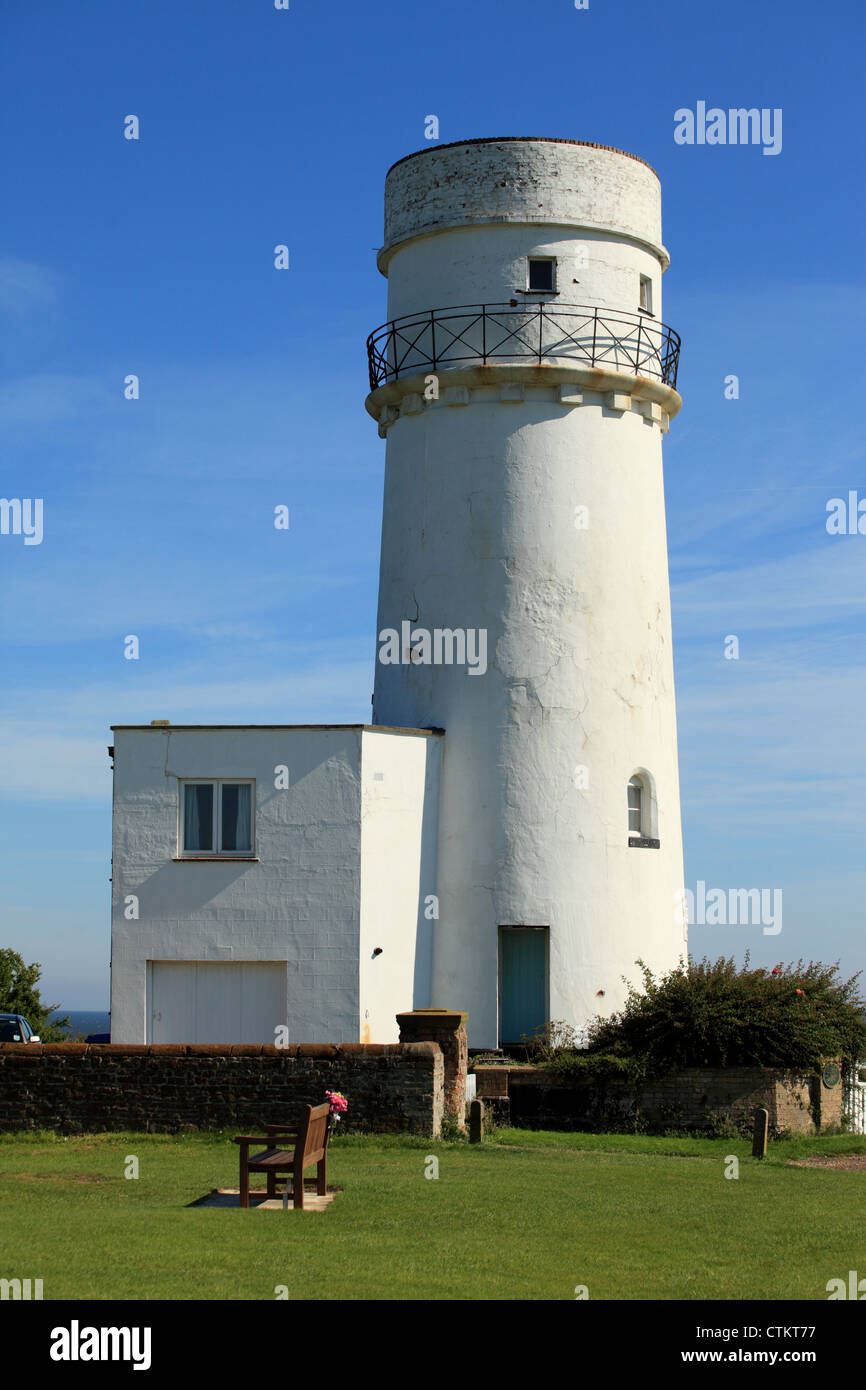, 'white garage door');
148,962,286,1044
